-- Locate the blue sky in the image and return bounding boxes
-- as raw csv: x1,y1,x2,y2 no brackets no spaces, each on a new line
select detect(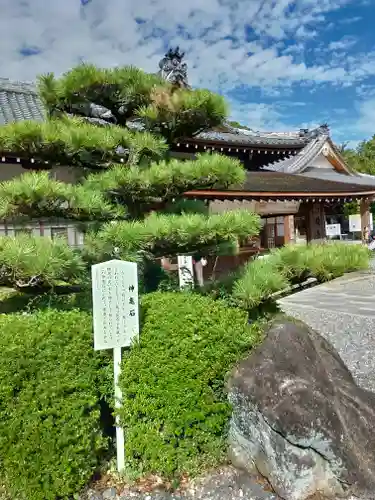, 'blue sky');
1,0,375,145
